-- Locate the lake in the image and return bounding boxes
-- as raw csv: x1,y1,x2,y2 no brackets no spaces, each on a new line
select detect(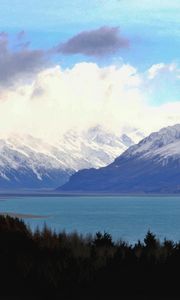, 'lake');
0,195,180,243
